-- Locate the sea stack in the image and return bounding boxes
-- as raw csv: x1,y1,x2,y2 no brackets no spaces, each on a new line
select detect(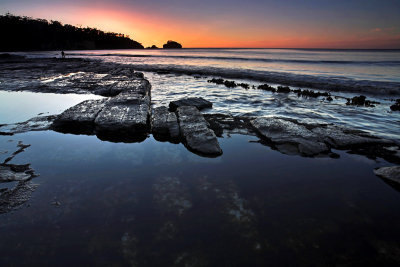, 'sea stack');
163,40,182,49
